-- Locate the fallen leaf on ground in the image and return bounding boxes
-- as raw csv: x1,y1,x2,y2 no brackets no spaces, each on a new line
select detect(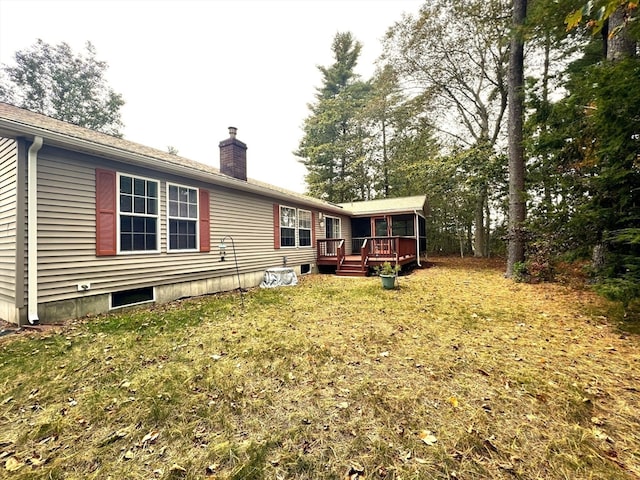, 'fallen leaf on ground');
141,430,159,444
593,428,613,442
345,462,365,478
97,428,129,447
419,430,437,445
5,457,24,471
26,455,44,466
